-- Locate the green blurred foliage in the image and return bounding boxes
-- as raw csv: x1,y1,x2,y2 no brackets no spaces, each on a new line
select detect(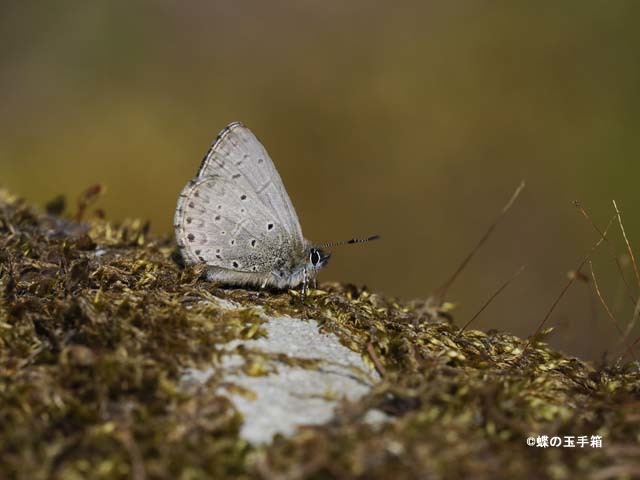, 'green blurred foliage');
2,1,640,360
